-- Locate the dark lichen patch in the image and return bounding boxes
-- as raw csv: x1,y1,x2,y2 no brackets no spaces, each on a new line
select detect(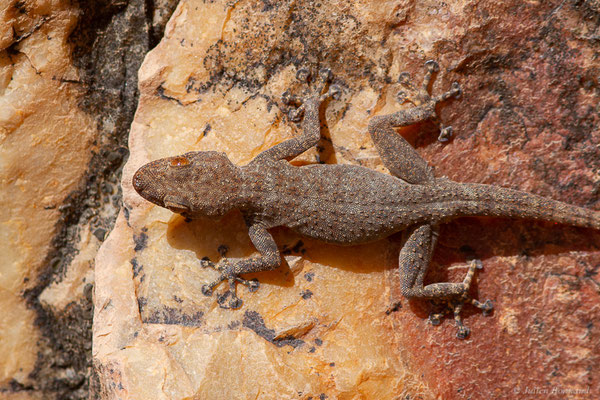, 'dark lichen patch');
227,320,241,329
92,227,107,241
173,295,183,303
20,298,94,400
130,258,143,278
202,123,212,136
185,0,390,98
300,289,313,299
304,271,314,282
157,83,184,105
11,1,177,394
137,297,147,314
133,228,148,252
448,2,600,209
89,360,122,398
144,307,204,327
242,311,304,348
